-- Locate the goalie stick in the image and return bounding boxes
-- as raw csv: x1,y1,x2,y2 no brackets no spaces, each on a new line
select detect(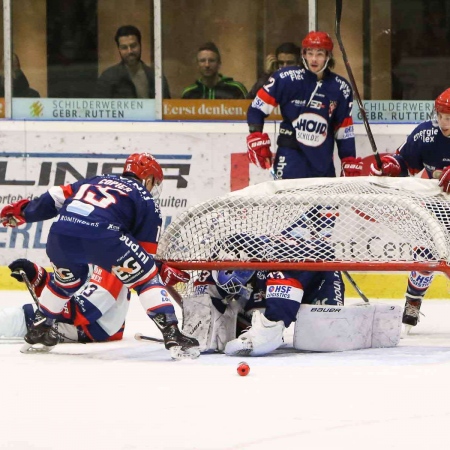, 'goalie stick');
343,271,369,303
335,0,382,170
134,332,164,343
